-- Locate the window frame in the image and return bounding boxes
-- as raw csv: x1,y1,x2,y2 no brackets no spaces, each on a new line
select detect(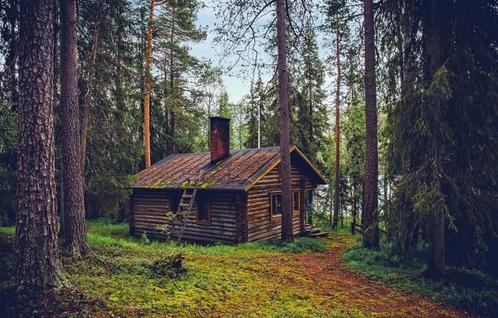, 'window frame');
270,193,282,220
